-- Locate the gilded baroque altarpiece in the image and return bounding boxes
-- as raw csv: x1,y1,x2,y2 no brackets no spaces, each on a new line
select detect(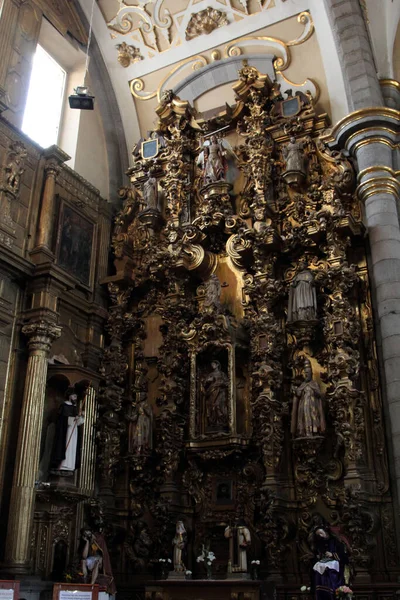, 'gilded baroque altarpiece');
97,67,400,594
